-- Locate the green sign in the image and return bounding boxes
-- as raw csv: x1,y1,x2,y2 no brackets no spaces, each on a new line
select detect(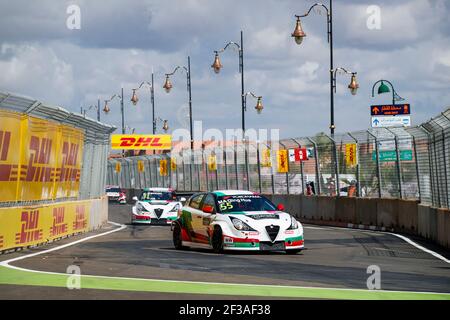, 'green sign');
372,150,413,162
